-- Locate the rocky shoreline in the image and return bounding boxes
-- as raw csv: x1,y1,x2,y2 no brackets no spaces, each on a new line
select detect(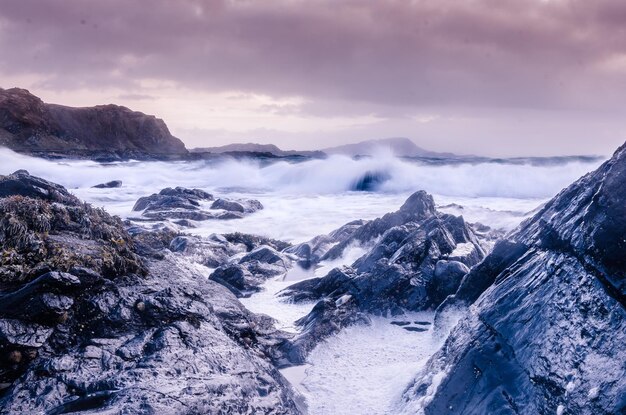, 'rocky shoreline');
0,170,302,414
0,141,624,414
